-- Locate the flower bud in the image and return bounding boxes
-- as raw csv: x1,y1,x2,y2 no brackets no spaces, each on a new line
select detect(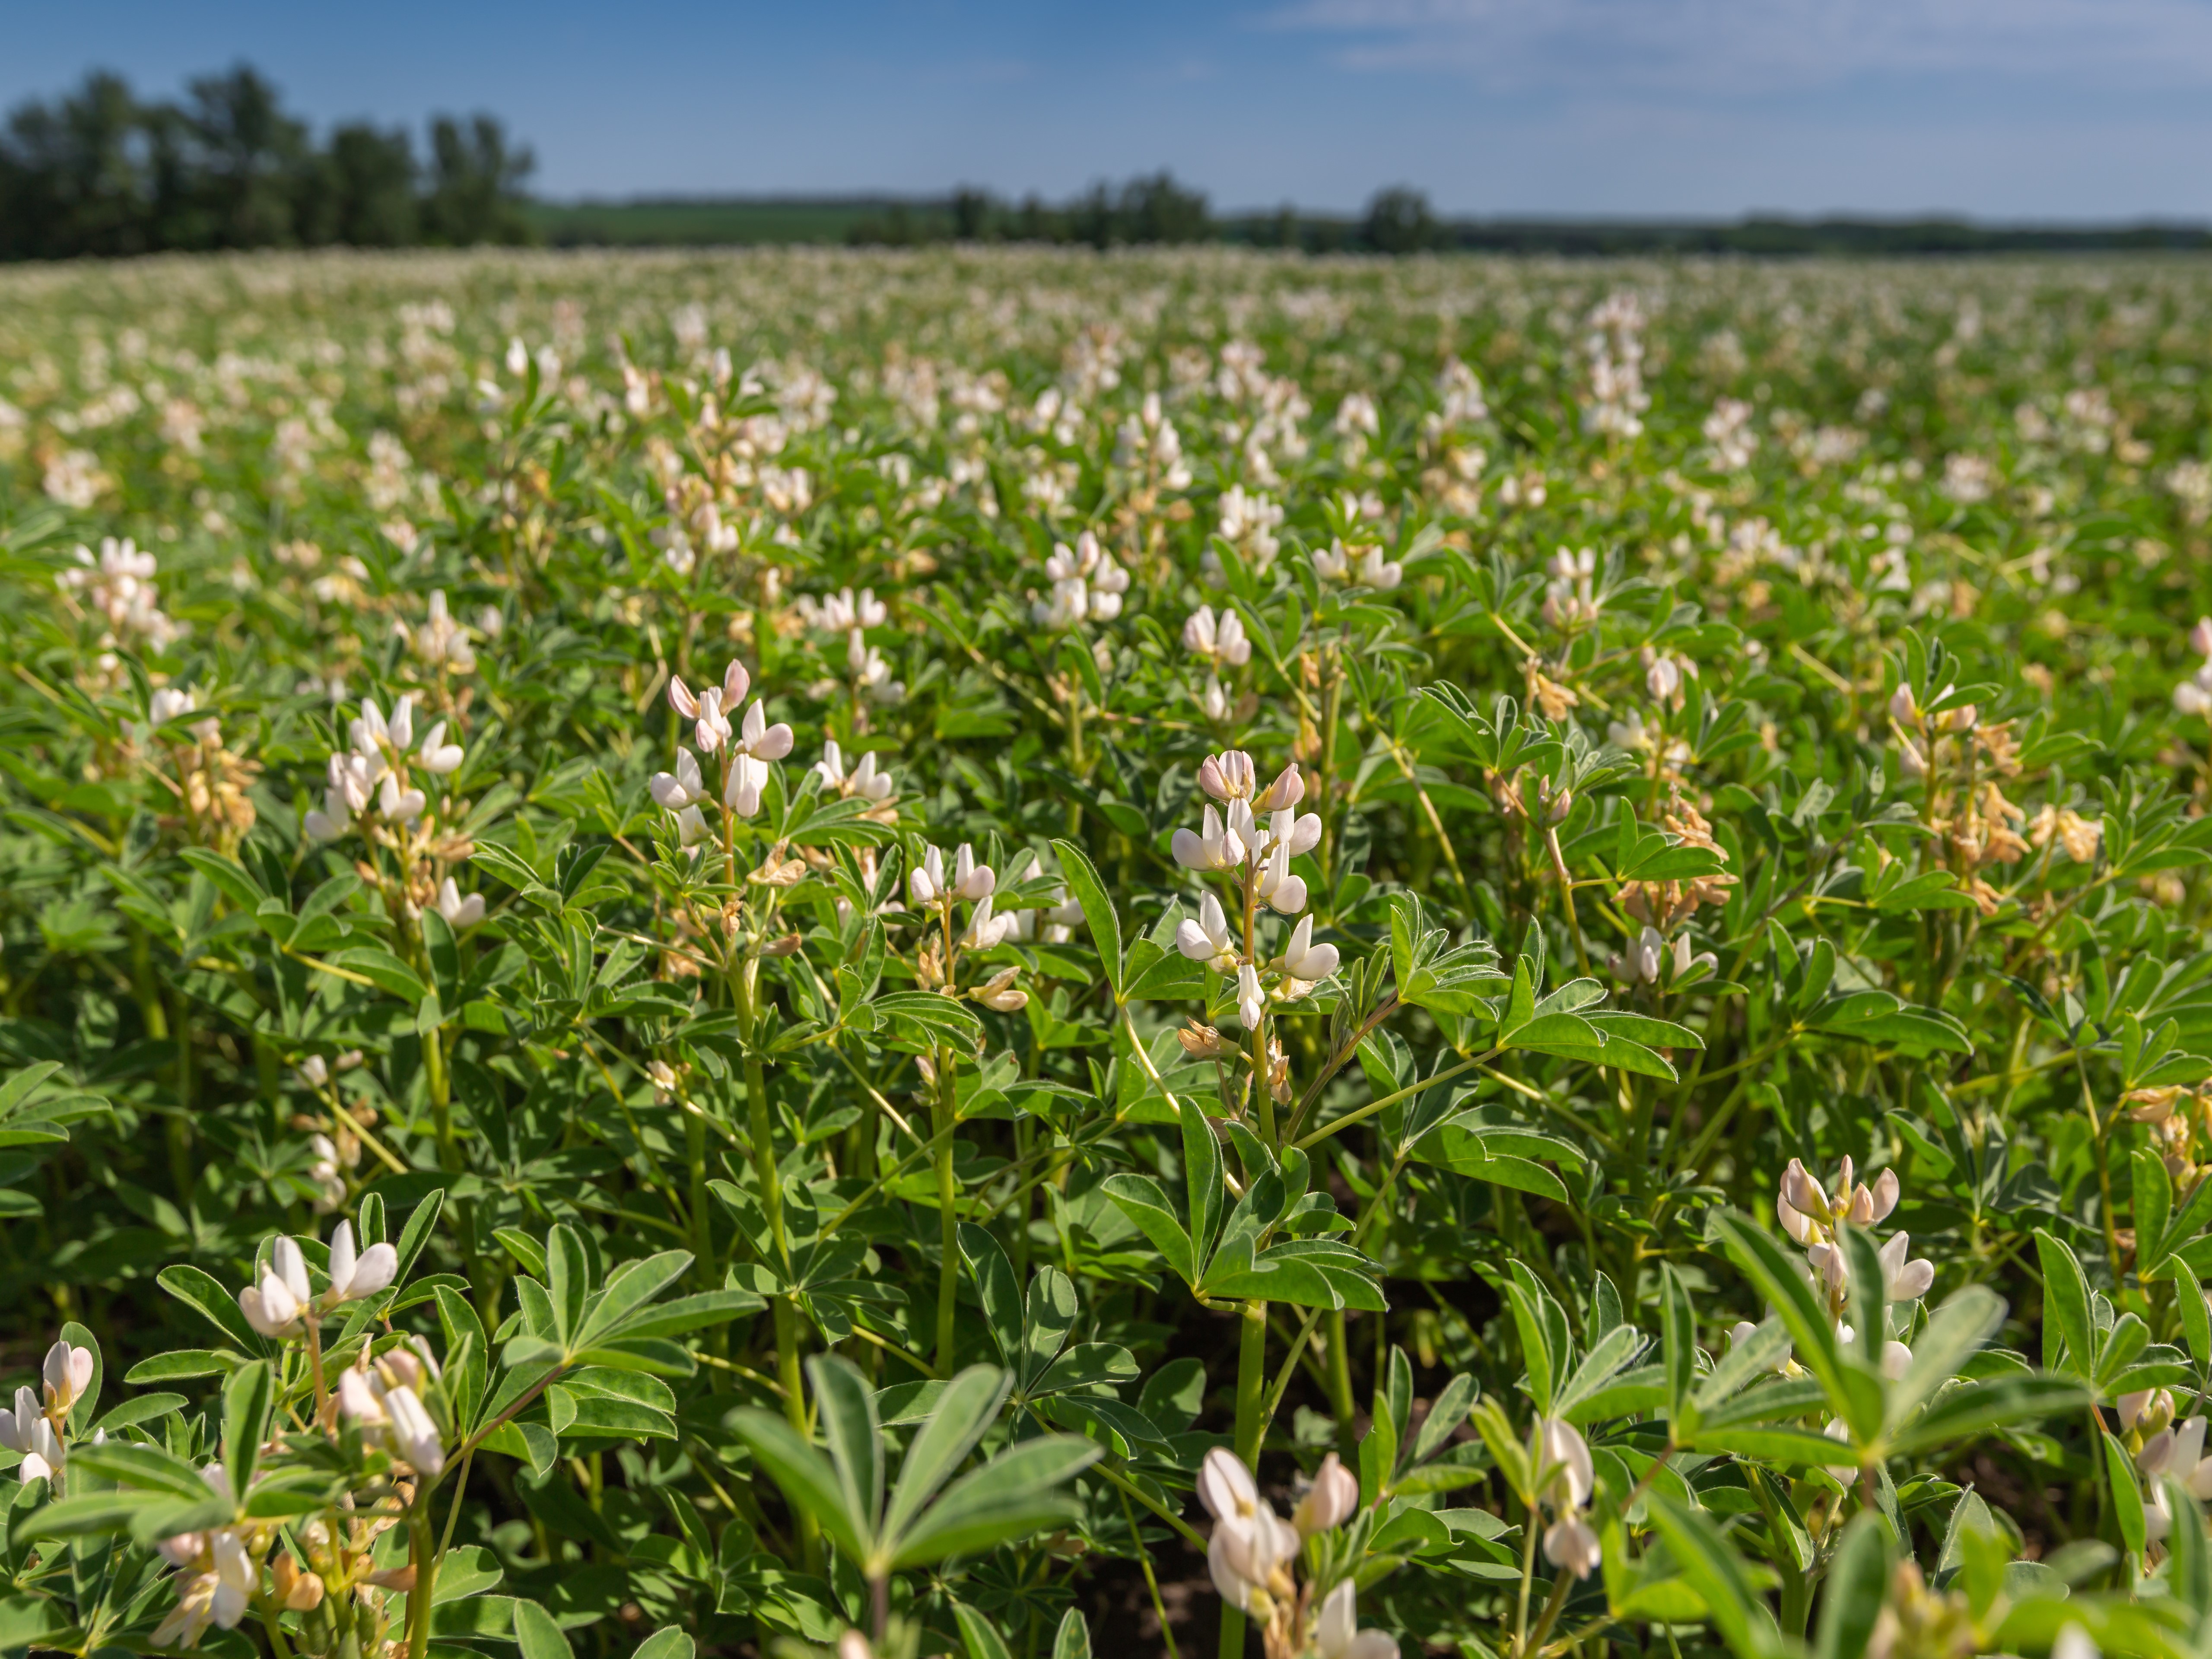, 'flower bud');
1293,1452,1359,1535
